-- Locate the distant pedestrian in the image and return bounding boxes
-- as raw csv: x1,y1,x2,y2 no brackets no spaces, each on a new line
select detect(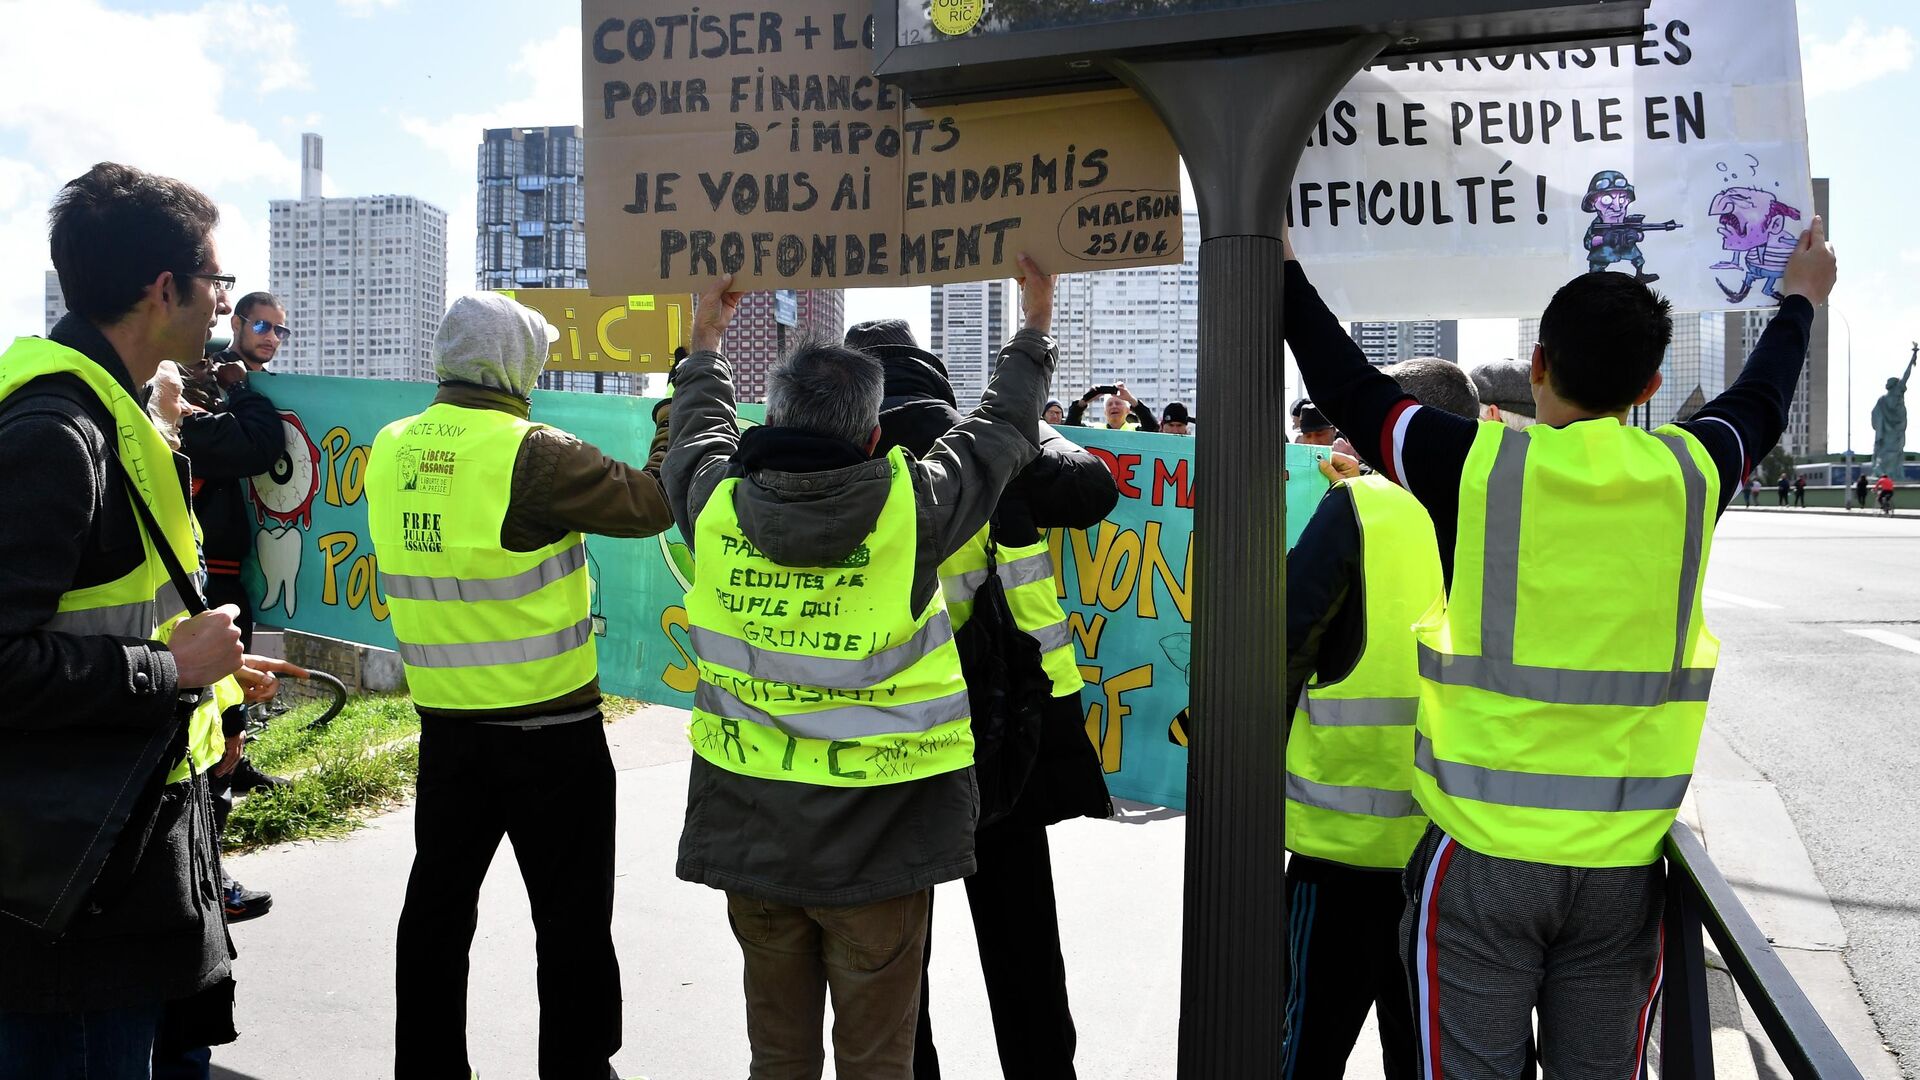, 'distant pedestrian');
1778,474,1791,505
1745,477,1759,507
1855,472,1870,510
1878,473,1896,515
1793,475,1807,507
